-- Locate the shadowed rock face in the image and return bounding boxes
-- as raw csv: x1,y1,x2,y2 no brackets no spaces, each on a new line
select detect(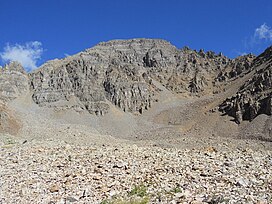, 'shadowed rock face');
219,46,272,123
29,39,255,116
